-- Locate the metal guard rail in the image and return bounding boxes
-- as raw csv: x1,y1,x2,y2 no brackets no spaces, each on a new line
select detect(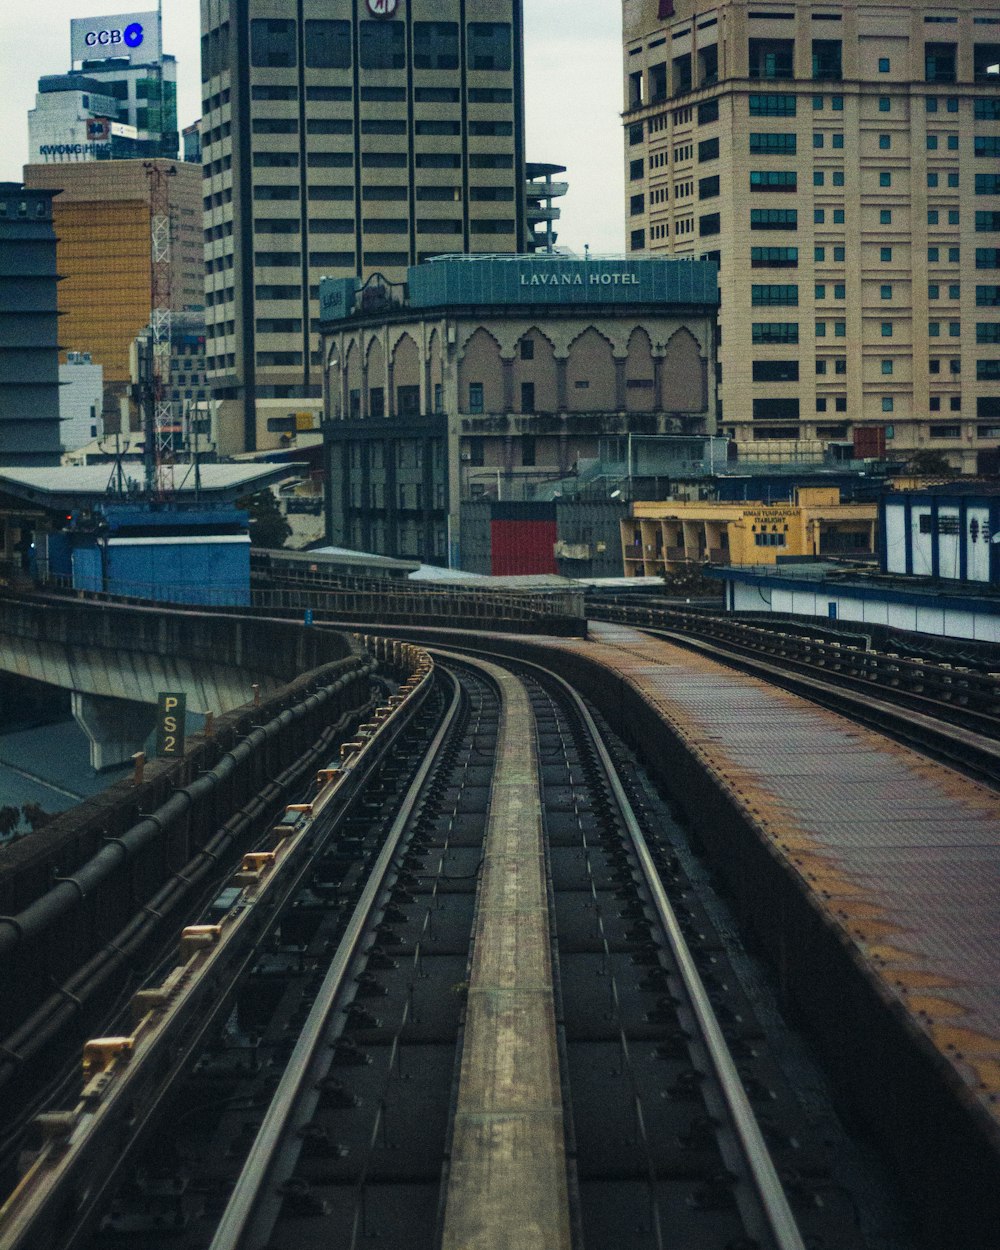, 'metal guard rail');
591,603,1000,719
